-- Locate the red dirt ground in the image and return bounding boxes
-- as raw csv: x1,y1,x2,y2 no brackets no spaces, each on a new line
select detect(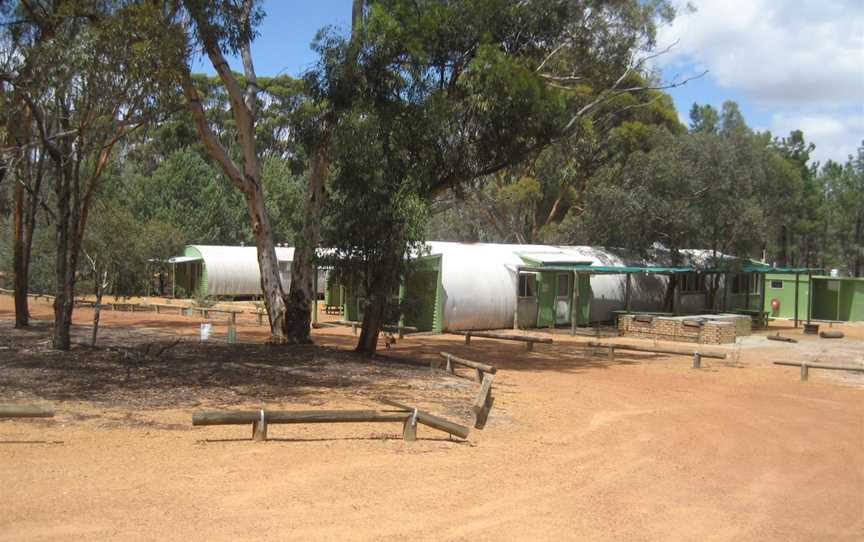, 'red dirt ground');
1,295,862,541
